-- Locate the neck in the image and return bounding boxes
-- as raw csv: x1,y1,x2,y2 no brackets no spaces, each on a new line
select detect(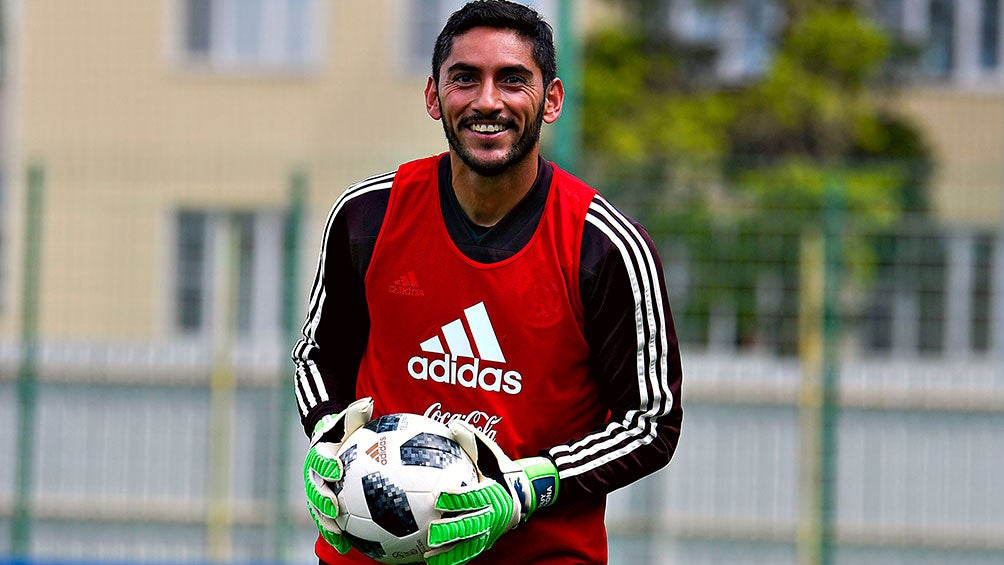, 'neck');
450,151,540,227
